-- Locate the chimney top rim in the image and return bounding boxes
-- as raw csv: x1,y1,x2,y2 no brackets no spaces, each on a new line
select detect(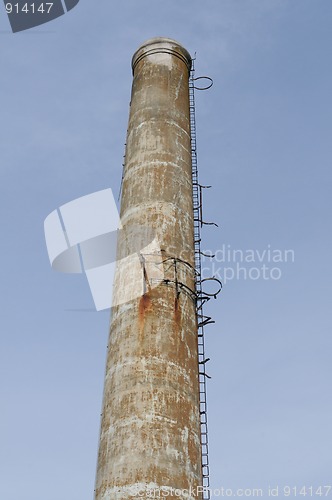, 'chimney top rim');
132,37,192,74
